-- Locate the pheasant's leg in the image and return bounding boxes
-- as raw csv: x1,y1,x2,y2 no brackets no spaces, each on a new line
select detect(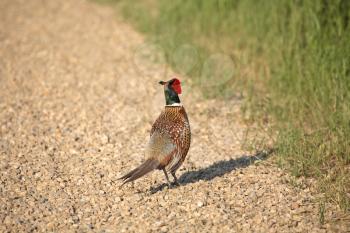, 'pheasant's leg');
162,168,171,187
171,172,180,186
